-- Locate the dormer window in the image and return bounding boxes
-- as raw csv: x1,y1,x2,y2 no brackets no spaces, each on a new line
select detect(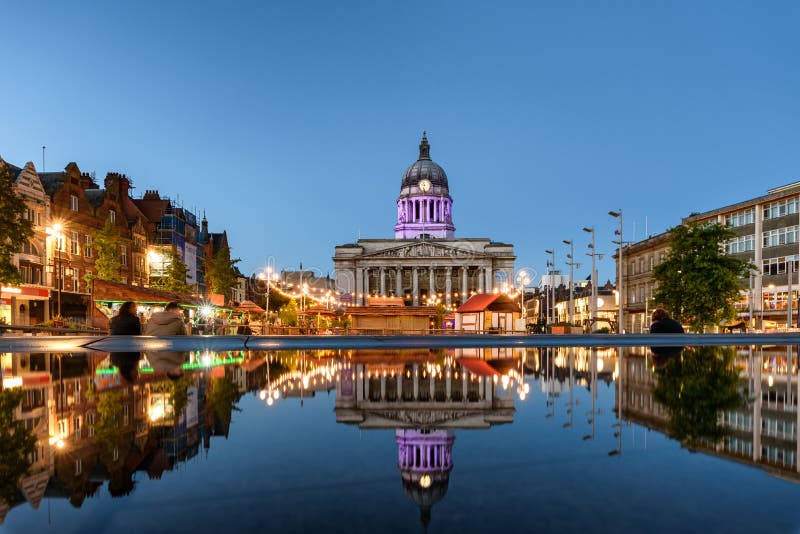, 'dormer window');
70,195,79,212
